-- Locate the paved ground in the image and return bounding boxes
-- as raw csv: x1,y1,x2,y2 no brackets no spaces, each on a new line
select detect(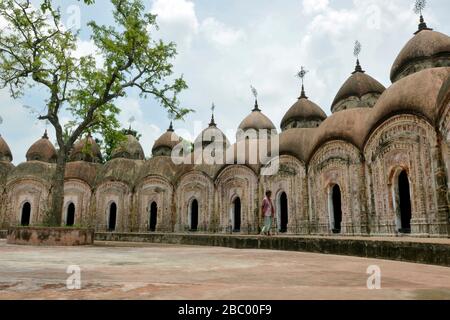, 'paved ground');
0,240,449,300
